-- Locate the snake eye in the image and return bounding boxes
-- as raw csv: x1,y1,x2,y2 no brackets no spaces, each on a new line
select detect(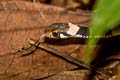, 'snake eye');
52,30,60,38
